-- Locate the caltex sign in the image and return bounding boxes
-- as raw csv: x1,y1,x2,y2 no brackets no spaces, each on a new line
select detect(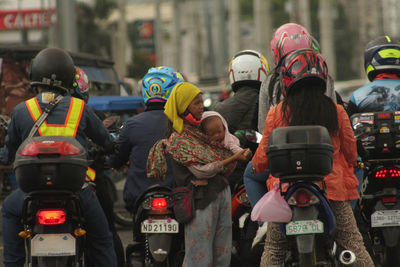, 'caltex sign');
0,9,56,30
